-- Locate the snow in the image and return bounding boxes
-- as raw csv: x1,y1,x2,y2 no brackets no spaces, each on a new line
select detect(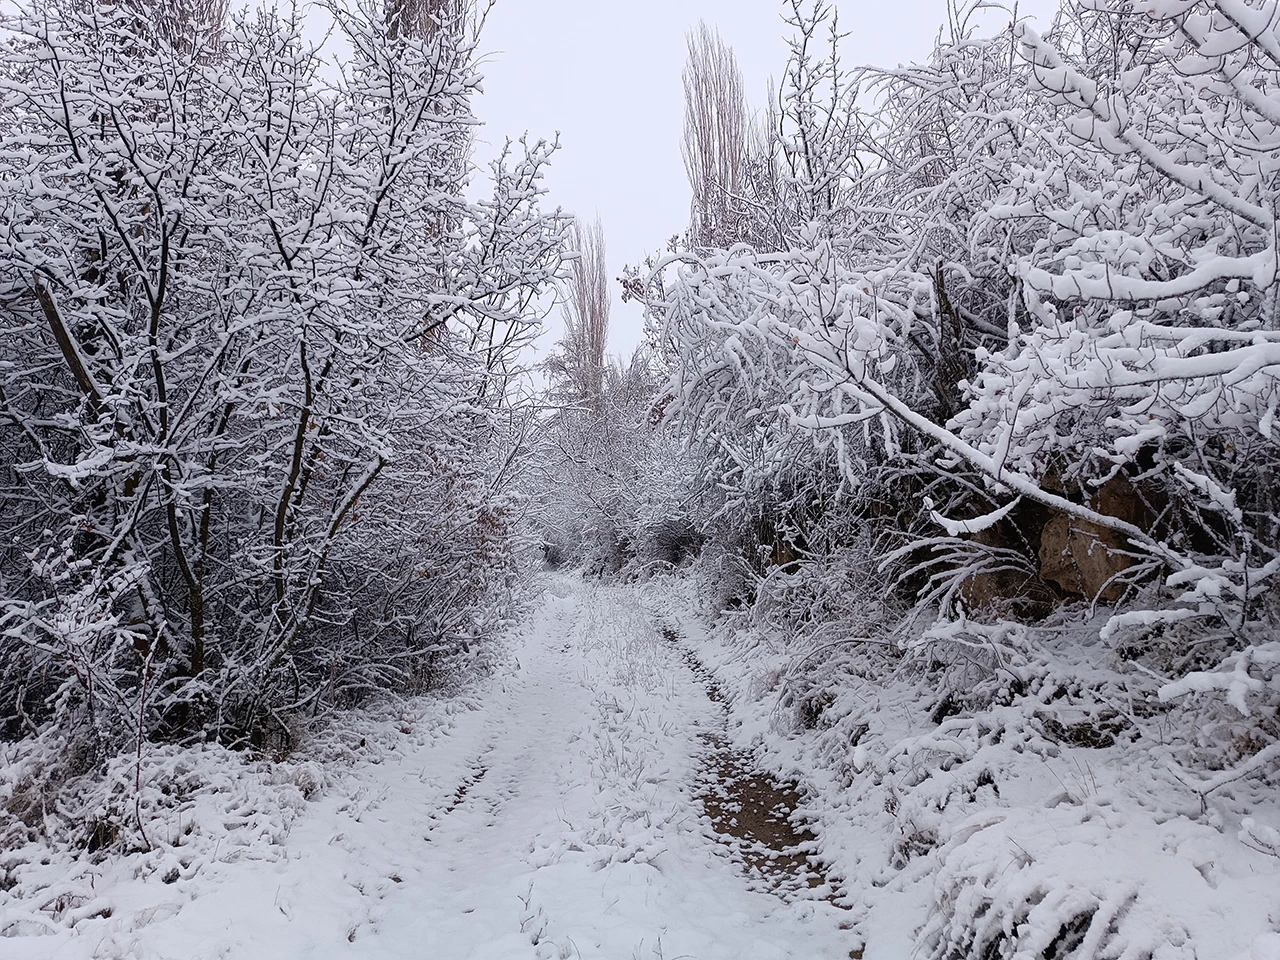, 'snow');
6,0,1280,954
1,578,856,959
929,496,1023,536
646,574,1280,960
2,573,1279,957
